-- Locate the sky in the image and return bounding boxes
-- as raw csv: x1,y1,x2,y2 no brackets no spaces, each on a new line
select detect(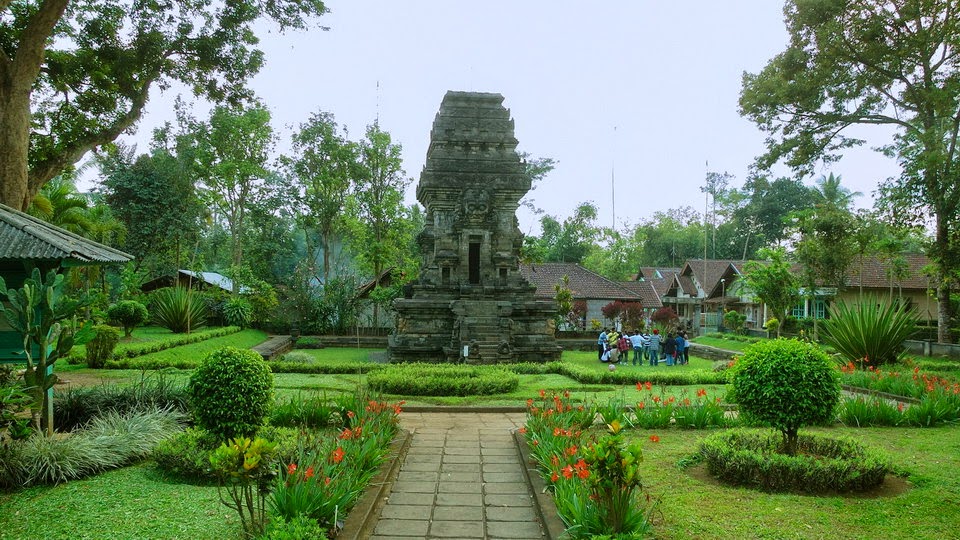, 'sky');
115,1,902,236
